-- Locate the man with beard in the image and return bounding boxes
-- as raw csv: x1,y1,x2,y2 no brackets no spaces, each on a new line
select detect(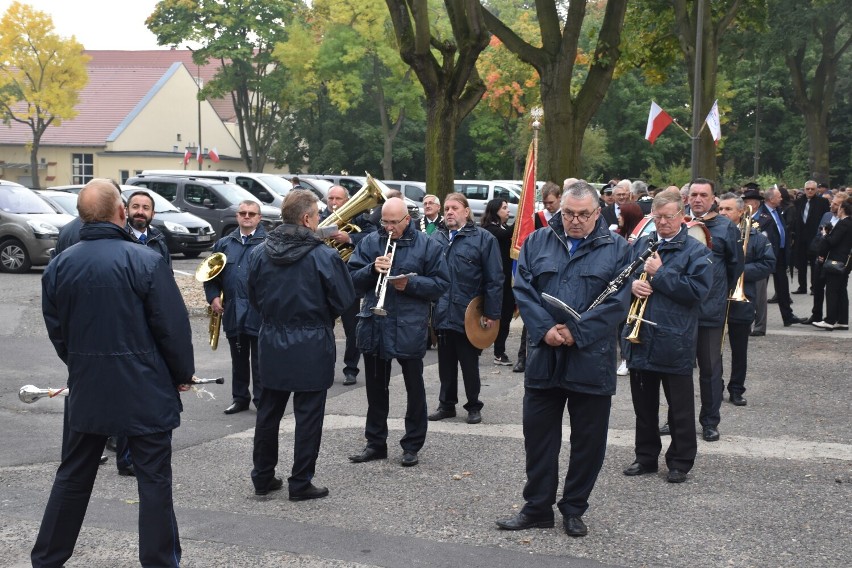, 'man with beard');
205,200,267,414
125,191,170,265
